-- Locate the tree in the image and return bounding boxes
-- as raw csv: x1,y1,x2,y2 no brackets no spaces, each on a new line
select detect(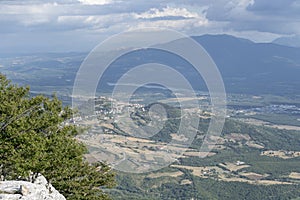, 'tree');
0,74,115,199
